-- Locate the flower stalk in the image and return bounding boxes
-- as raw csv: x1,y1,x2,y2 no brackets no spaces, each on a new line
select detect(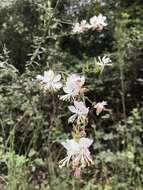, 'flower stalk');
35,11,112,178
